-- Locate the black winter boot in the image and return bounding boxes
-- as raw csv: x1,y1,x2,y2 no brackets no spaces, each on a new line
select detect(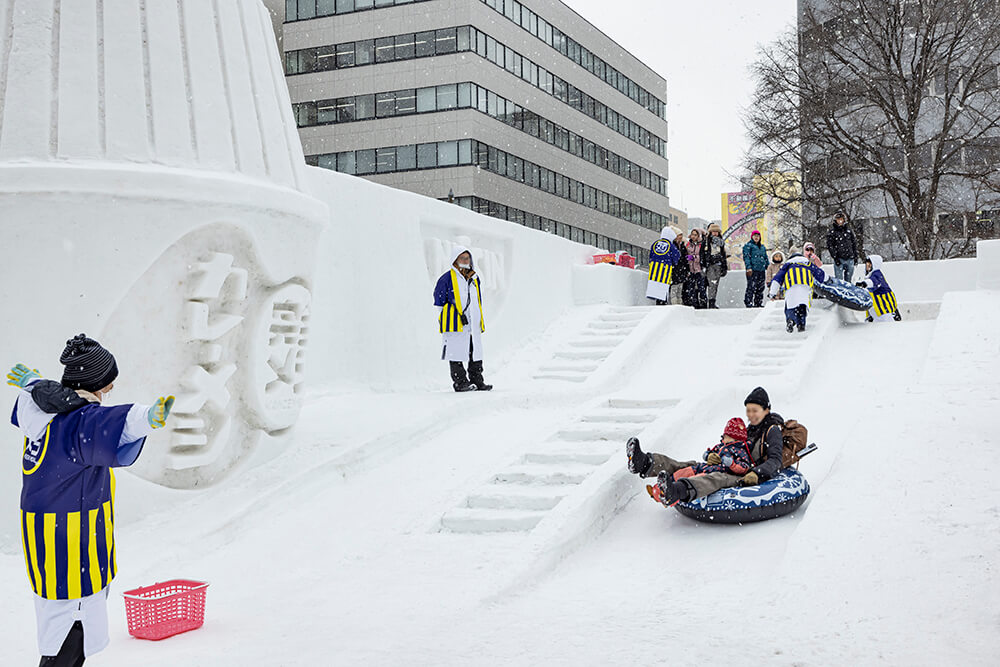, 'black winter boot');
655,471,694,507
450,362,476,392
786,319,795,333
708,298,717,309
893,310,902,321
626,438,651,476
468,360,492,391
